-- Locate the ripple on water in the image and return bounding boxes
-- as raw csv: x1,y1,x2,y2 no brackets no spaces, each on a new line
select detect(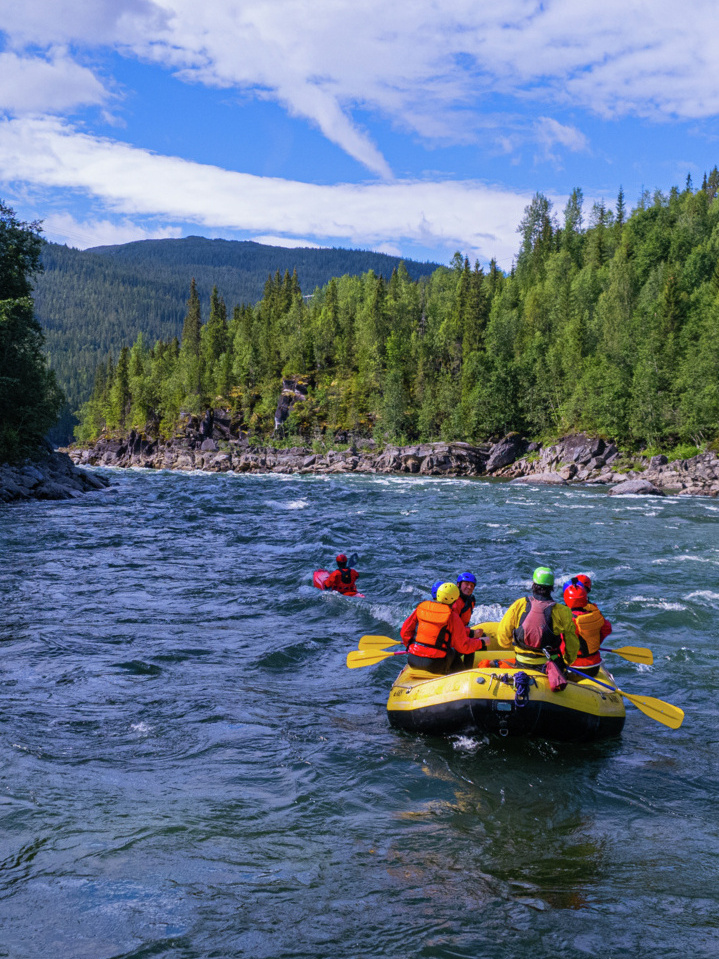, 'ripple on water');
0,469,716,959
